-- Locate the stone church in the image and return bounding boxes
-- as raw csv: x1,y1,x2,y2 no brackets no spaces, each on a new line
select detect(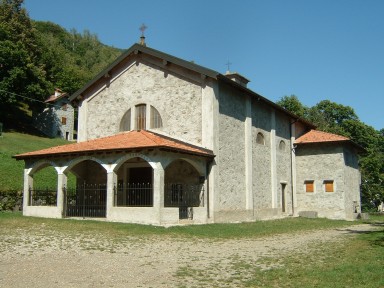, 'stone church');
14,39,363,225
